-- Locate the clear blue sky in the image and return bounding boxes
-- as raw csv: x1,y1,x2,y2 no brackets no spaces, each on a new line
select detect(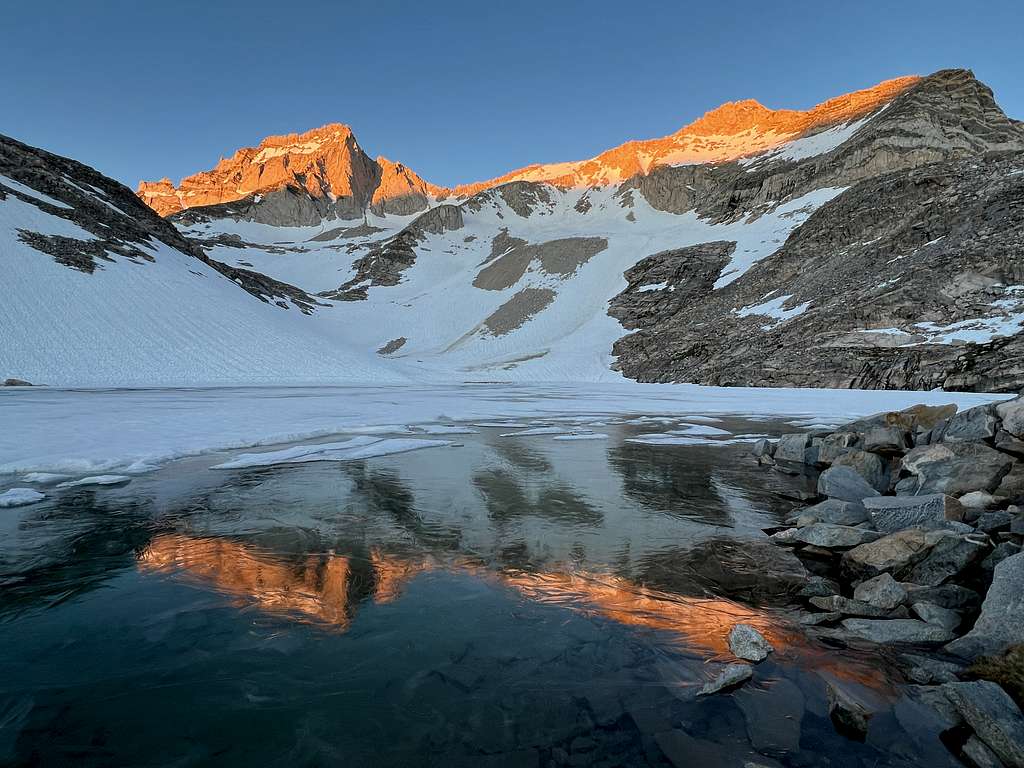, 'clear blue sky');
3,0,1021,189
